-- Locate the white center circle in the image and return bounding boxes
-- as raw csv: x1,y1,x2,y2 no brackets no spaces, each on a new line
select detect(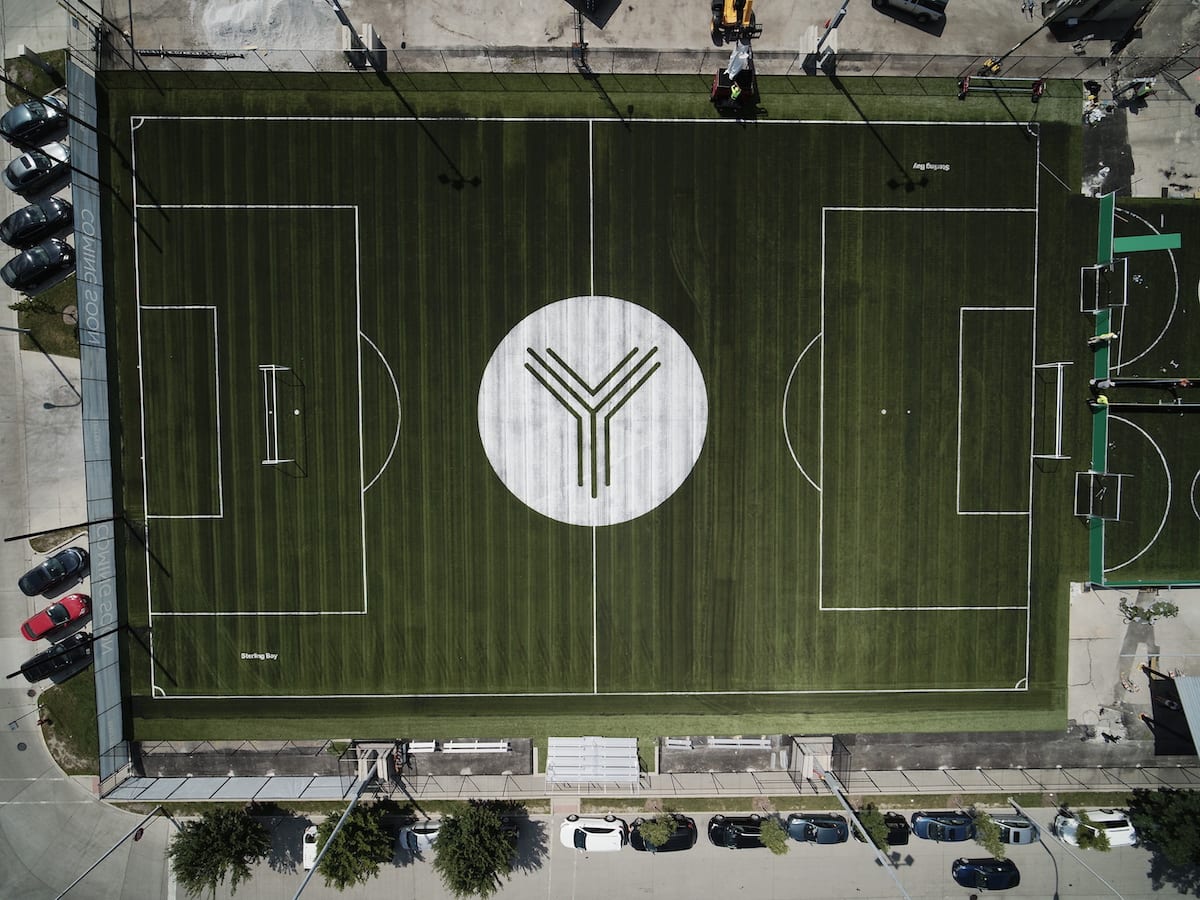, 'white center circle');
478,296,708,526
